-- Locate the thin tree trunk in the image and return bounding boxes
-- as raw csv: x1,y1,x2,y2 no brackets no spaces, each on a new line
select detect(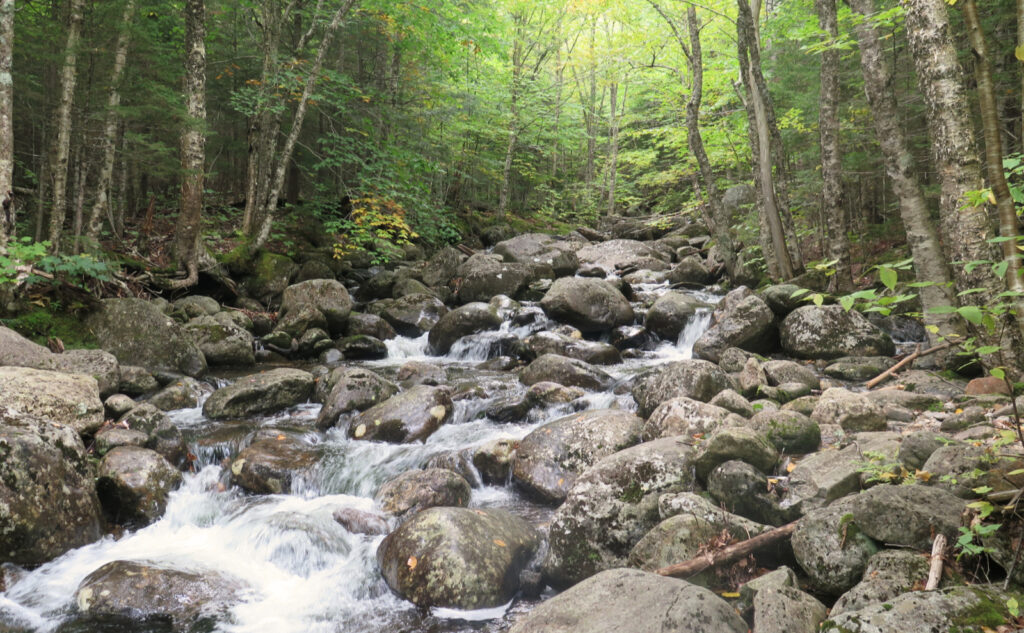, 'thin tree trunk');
0,0,12,248
251,0,358,252
606,81,623,217
962,0,1024,343
849,0,963,356
171,0,206,289
84,0,136,247
1019,0,1024,154
903,0,1023,370
497,22,523,220
47,0,85,253
815,0,852,292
